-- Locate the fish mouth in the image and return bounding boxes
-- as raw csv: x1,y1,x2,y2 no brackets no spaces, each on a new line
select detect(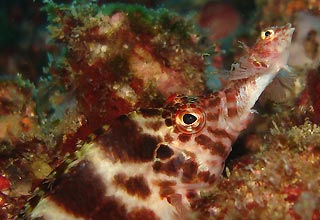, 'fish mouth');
285,23,295,36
